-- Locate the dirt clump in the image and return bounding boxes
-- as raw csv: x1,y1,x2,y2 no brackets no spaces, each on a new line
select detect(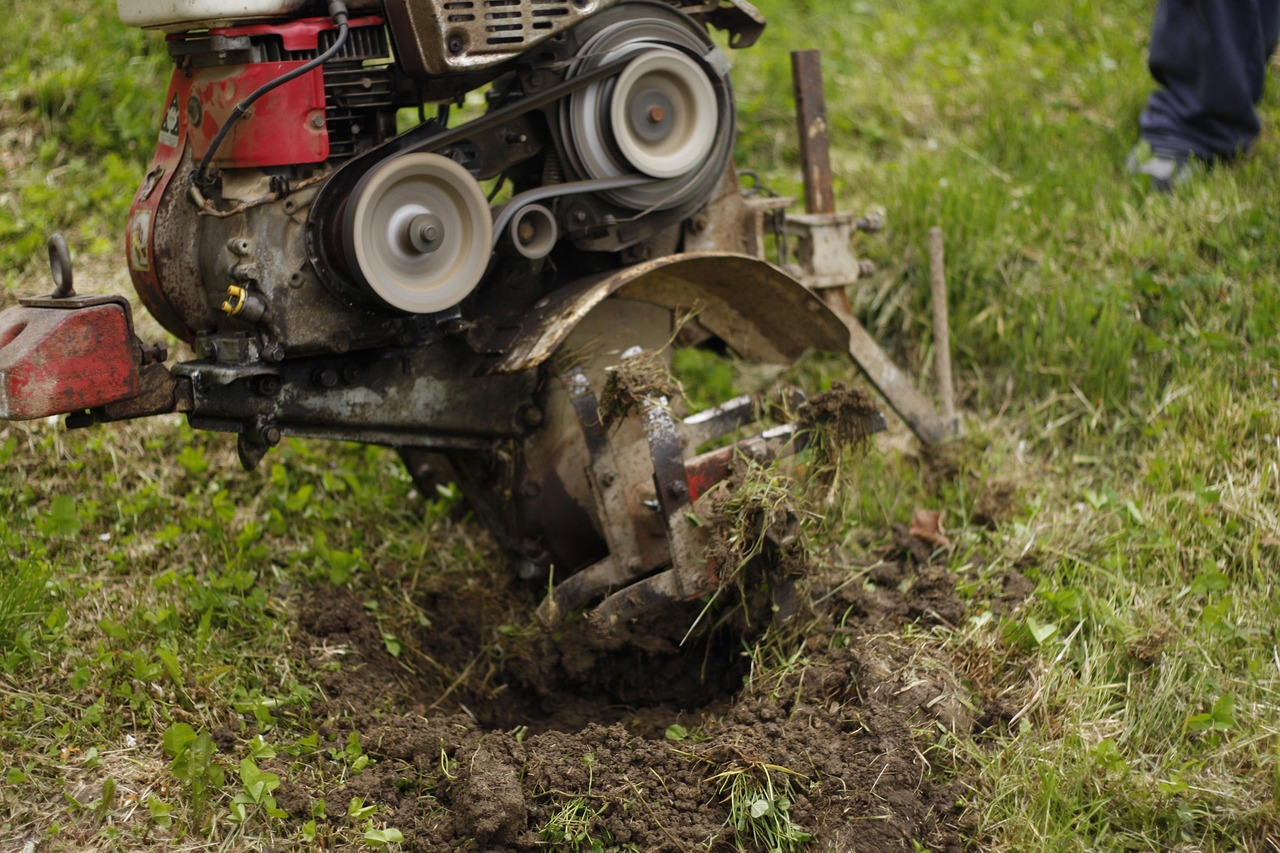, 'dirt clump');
450,746,528,844
972,478,1019,527
598,349,680,426
797,382,880,451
